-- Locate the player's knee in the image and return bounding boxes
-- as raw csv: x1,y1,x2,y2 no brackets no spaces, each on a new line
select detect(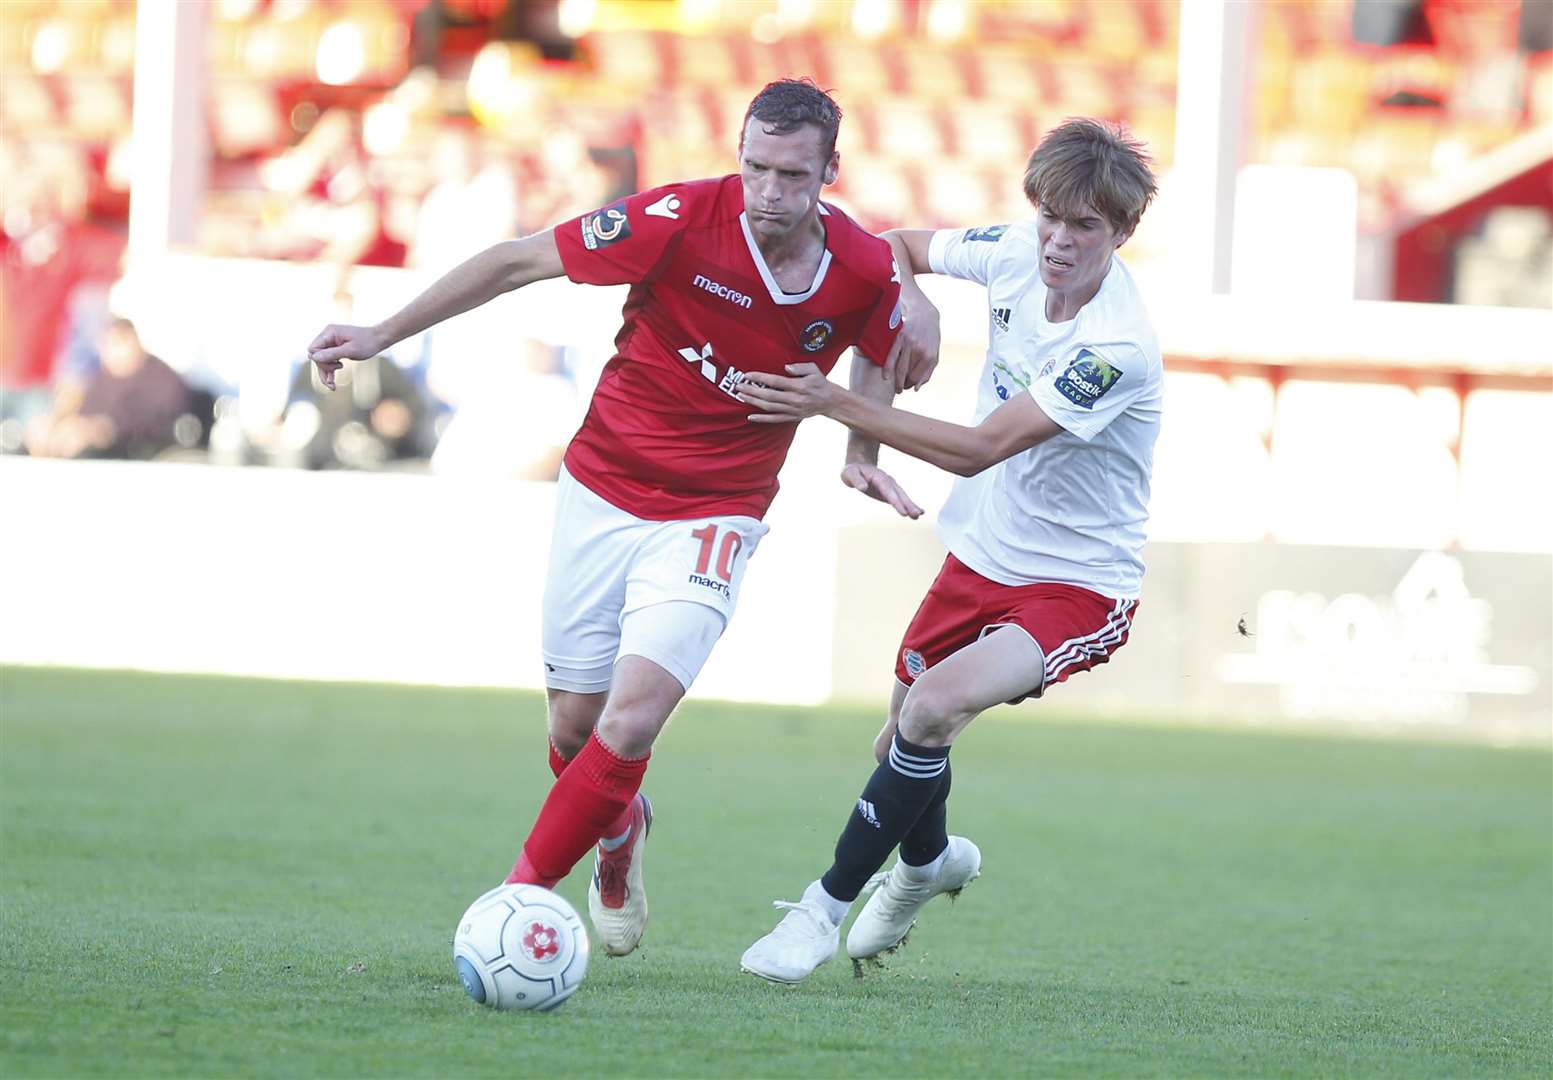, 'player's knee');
595,704,666,759
897,684,969,748
547,691,603,756
595,670,676,757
